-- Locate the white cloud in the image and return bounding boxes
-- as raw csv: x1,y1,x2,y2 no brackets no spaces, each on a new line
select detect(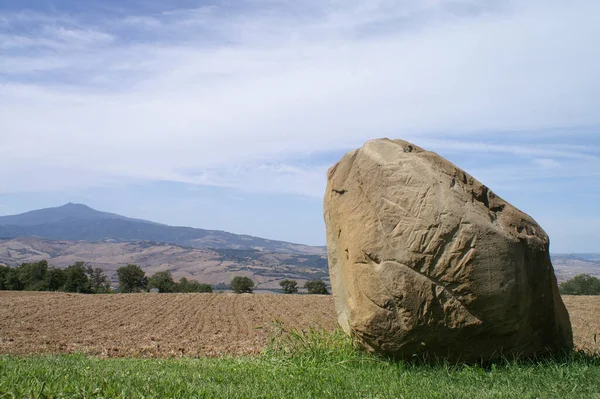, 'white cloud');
533,158,562,169
0,0,599,197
